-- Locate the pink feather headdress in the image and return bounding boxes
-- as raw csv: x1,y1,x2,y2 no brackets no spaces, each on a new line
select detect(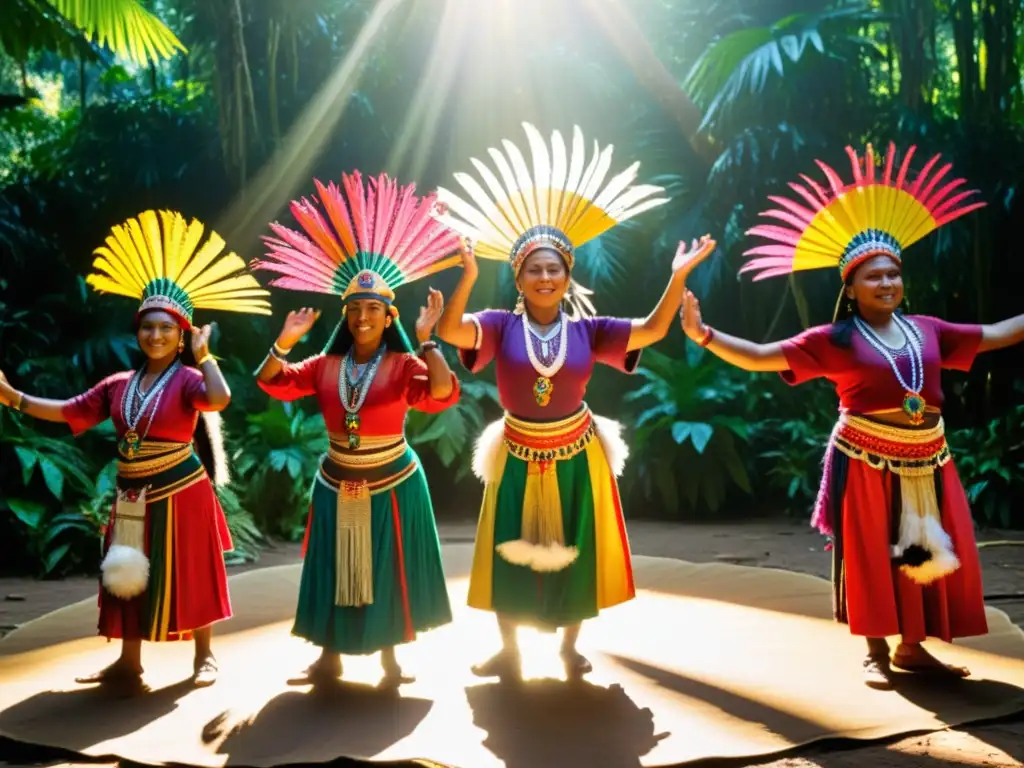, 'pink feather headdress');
253,171,464,317
740,143,985,283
